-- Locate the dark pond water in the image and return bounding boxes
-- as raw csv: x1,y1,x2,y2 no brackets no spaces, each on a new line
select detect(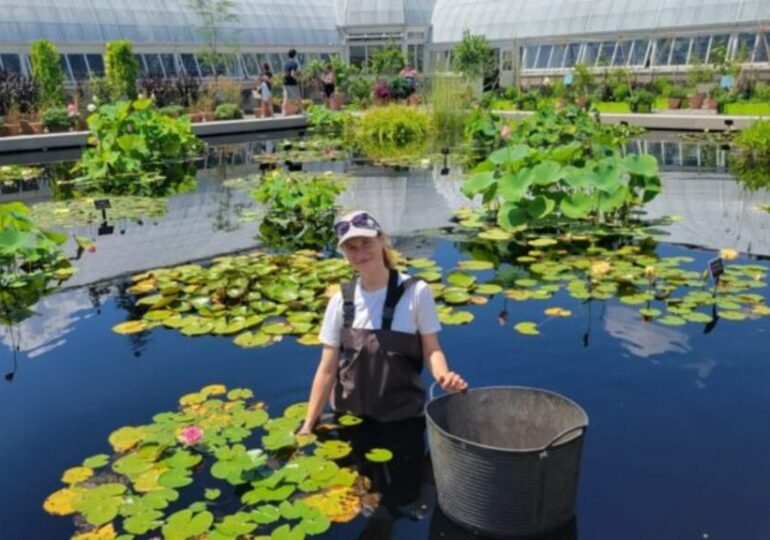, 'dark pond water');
2,136,770,540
